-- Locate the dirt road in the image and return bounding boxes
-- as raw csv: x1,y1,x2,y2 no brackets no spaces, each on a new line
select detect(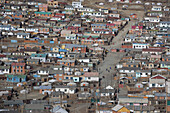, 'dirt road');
98,20,136,88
